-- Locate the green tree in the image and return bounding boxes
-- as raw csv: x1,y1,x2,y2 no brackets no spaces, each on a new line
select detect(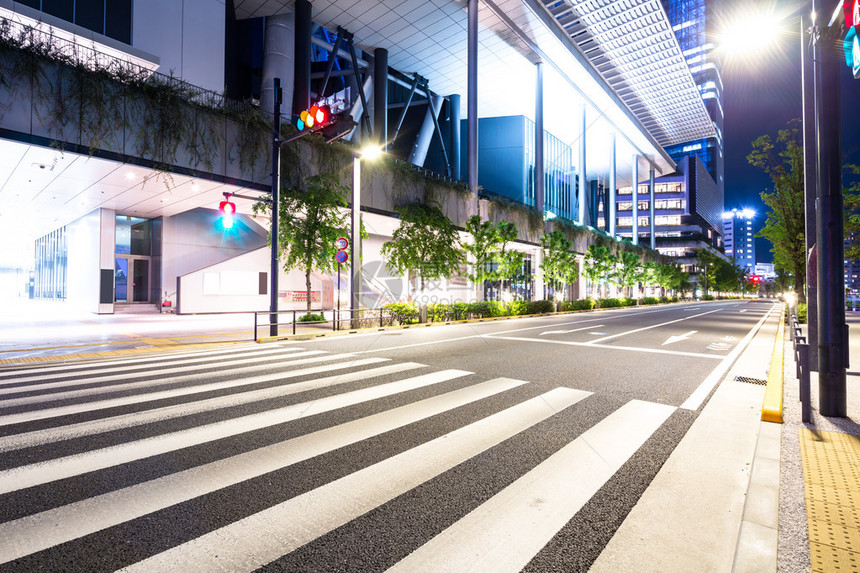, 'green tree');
463,216,499,298
582,244,615,298
695,249,722,295
541,230,578,299
253,172,350,312
747,119,806,299
843,165,860,260
495,221,527,299
381,201,464,298
614,251,643,295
